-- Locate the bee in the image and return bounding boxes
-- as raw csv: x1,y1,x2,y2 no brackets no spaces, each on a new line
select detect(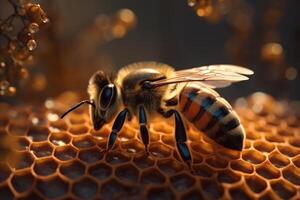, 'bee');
61,62,253,165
